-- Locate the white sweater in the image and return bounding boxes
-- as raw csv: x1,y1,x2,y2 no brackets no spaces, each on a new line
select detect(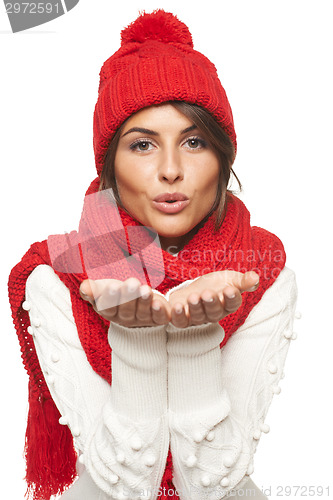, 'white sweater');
24,265,298,500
